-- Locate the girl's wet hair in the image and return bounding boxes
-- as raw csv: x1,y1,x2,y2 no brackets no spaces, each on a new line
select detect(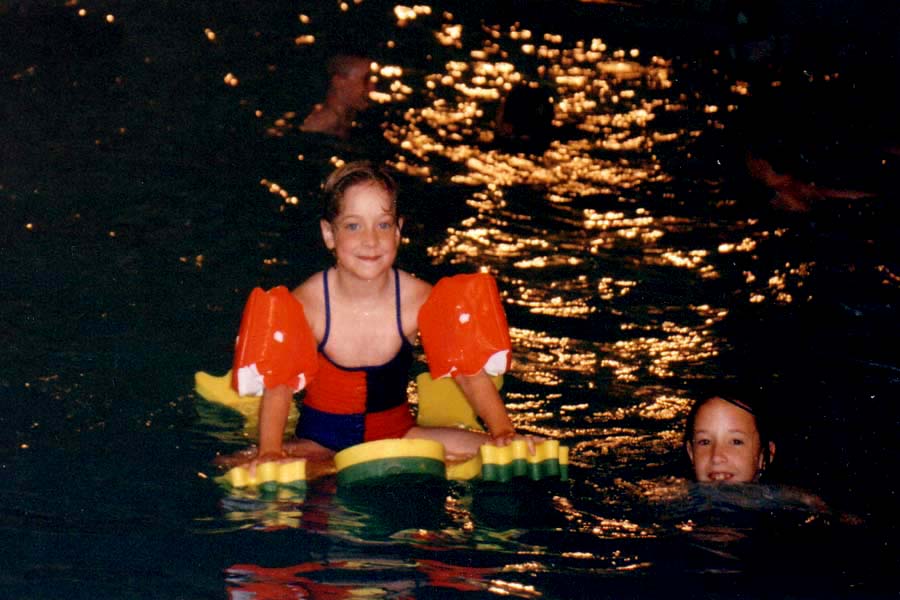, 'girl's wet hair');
684,391,775,472
321,161,398,223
